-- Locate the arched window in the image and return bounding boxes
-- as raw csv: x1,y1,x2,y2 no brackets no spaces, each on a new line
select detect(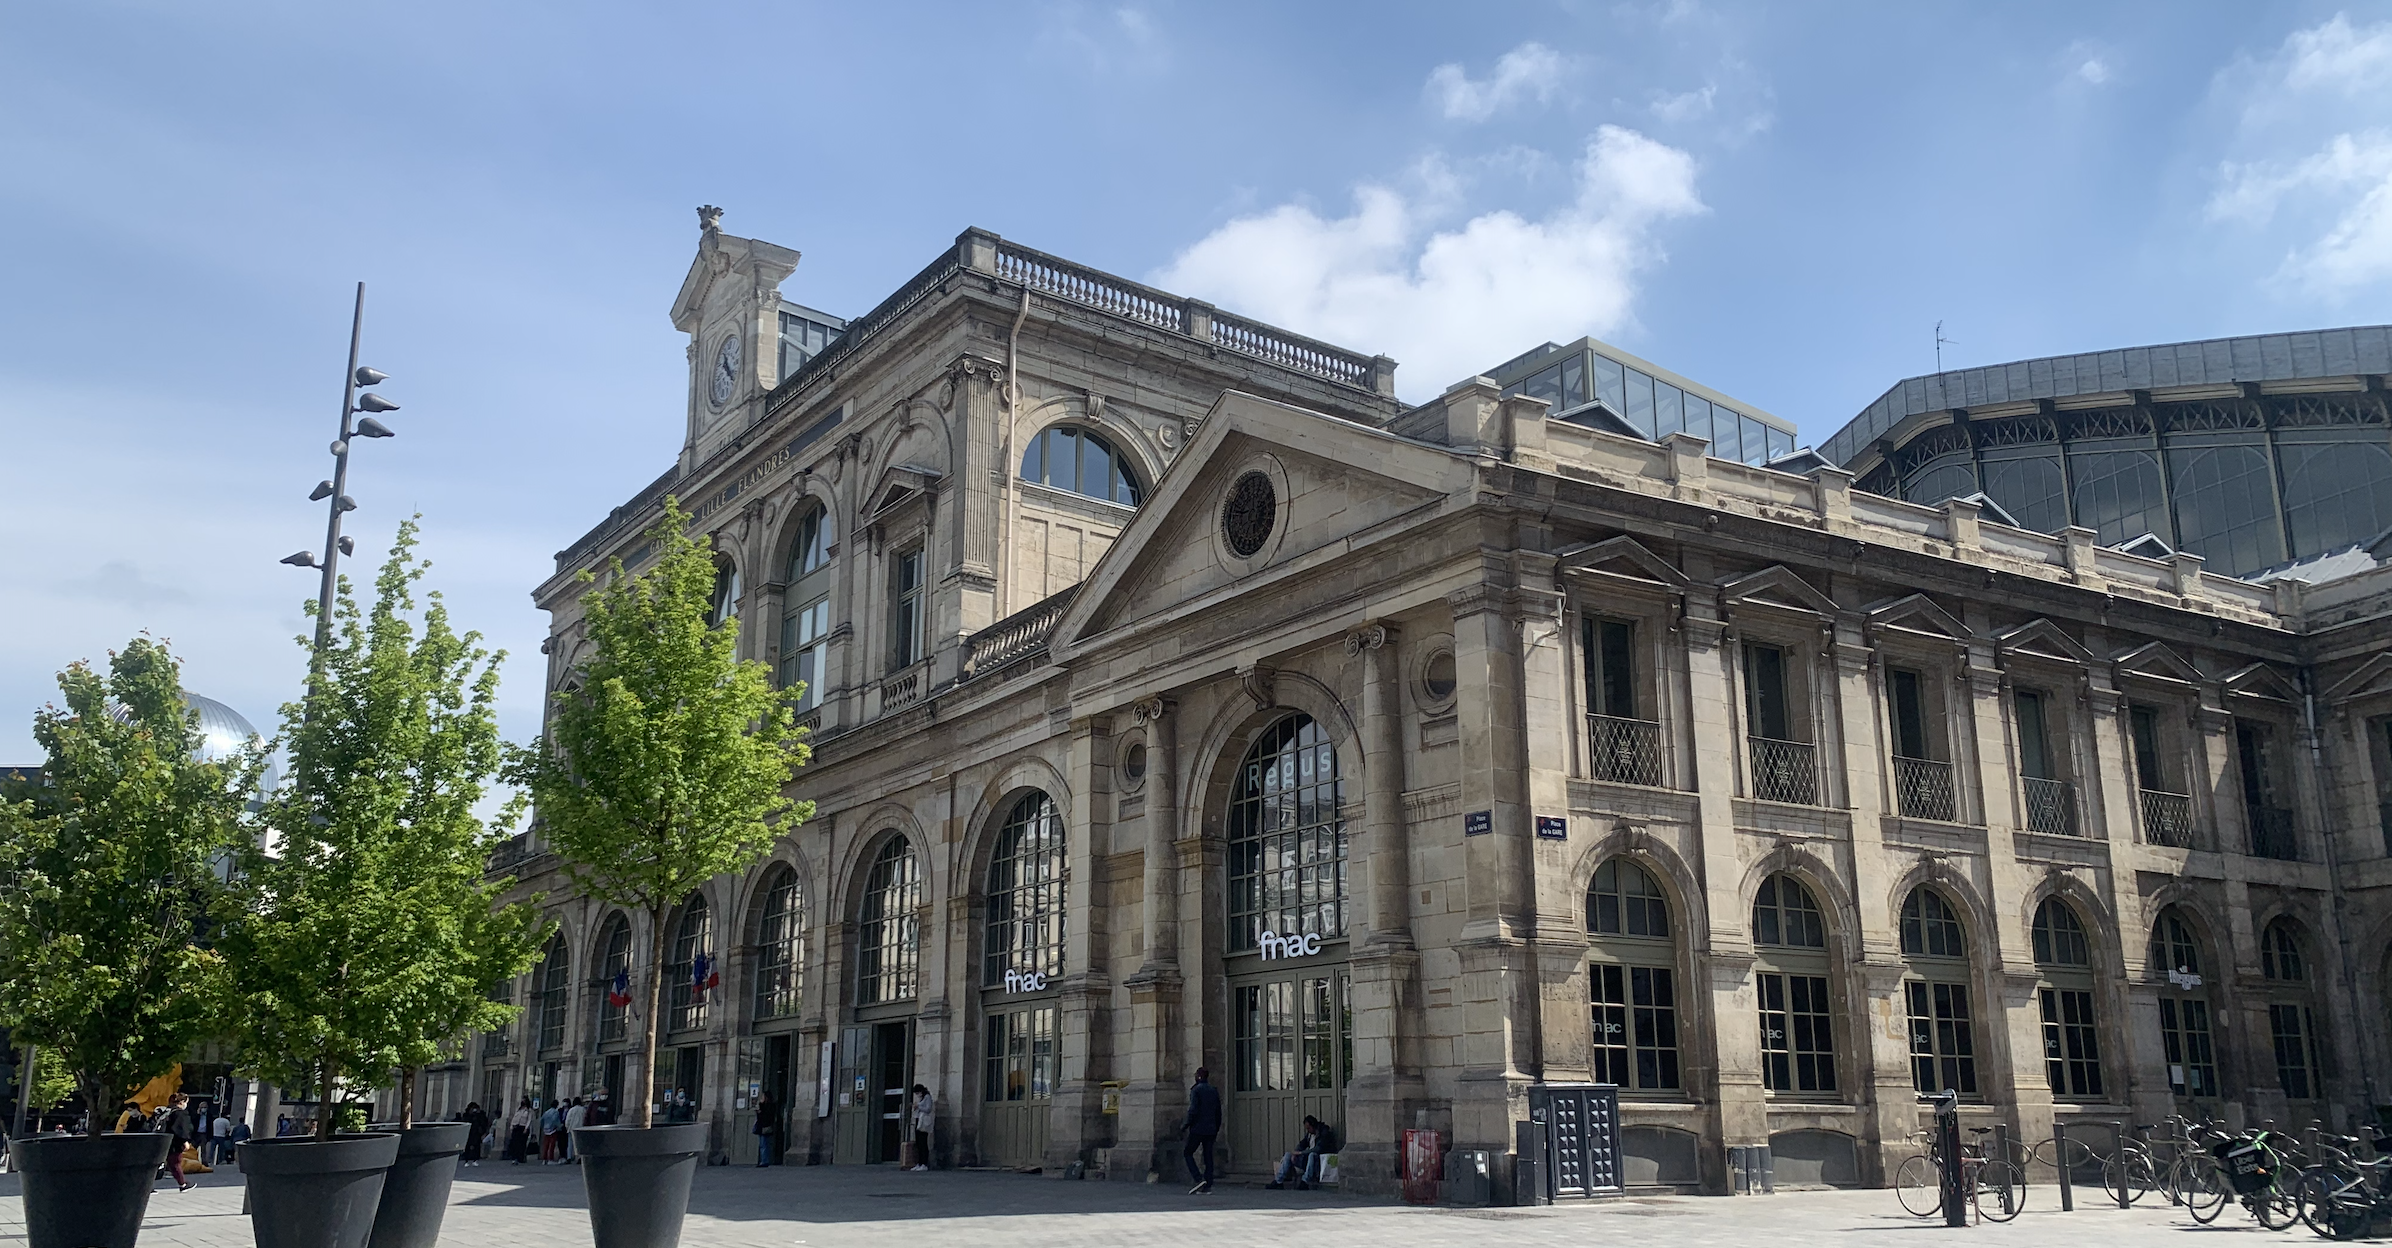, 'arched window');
2031,898,2102,1098
2262,919,2321,1099
1899,887,1976,1094
1227,715,1347,951
1586,859,1679,1091
536,935,571,1052
1752,874,1832,1094
2148,907,2218,1099
753,867,804,1022
786,504,831,581
595,913,632,1044
985,793,1066,987
858,836,921,1005
708,560,742,628
1020,425,1142,506
667,895,712,1032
